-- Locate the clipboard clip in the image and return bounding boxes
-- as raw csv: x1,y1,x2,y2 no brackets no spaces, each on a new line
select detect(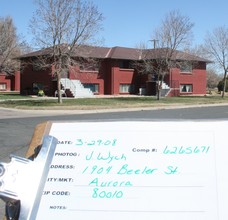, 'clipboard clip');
0,135,58,220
